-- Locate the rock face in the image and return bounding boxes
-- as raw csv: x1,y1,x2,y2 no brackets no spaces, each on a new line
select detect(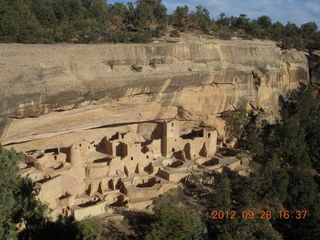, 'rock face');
0,38,309,151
